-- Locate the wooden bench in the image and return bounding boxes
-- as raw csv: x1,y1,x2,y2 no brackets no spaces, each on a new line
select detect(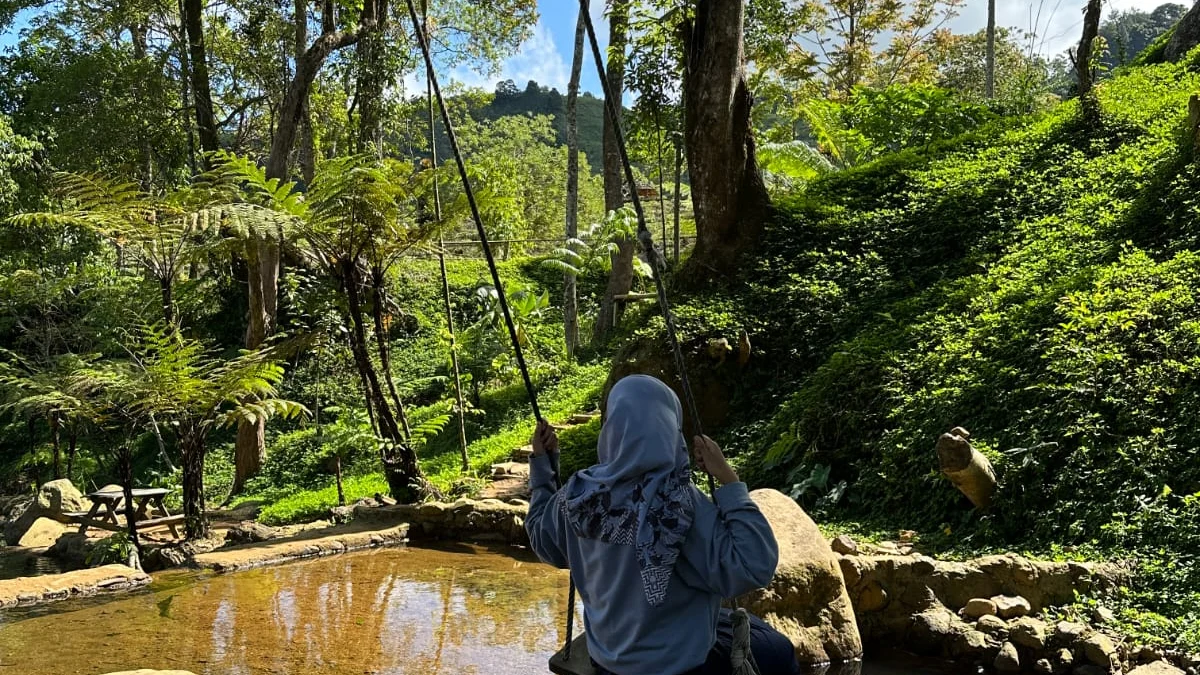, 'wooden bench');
137,514,184,538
